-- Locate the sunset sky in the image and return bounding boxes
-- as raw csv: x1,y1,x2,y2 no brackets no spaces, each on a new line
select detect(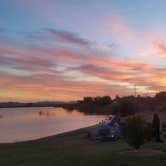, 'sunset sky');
0,0,166,102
